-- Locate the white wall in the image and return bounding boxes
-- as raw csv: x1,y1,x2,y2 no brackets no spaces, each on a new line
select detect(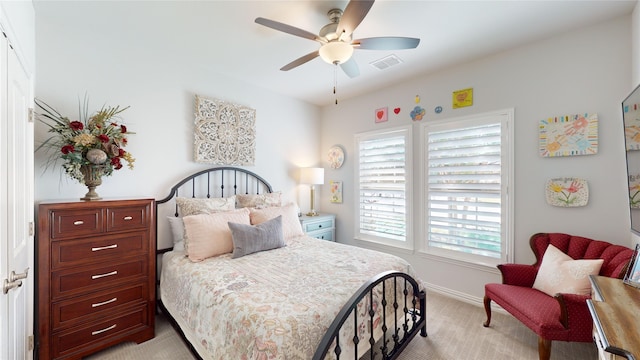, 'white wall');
33,2,322,250
319,16,632,302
